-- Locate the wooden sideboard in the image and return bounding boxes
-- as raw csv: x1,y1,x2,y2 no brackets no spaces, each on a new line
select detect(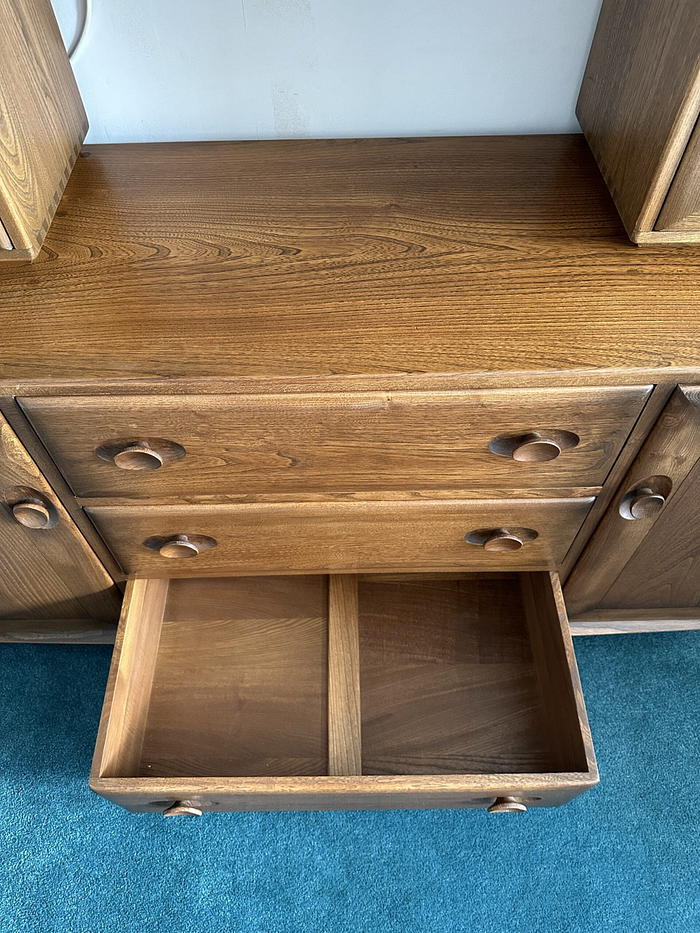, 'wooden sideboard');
0,134,698,815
